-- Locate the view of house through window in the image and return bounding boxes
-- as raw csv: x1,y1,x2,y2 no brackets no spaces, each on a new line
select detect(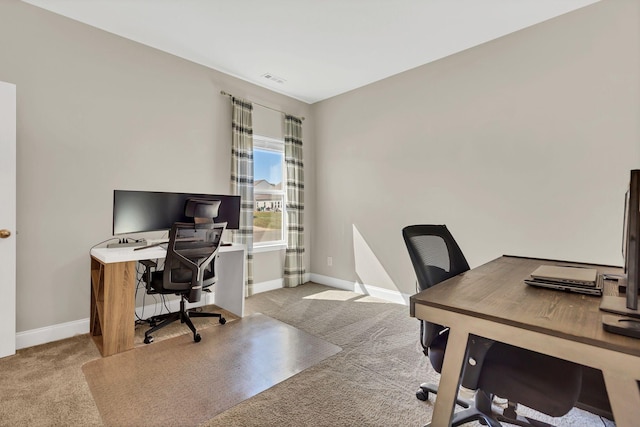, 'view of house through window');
253,136,285,246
